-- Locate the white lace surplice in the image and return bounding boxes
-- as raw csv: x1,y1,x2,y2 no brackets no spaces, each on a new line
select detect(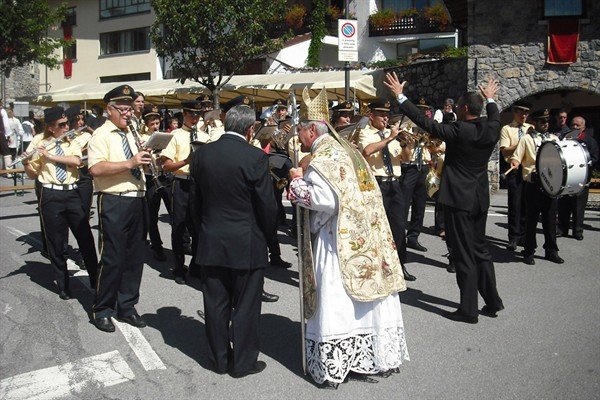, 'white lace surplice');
291,168,410,384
